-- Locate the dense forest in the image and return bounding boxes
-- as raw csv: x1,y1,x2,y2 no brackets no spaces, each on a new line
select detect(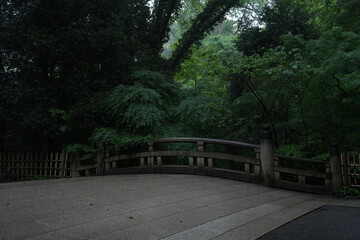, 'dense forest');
1,0,359,159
